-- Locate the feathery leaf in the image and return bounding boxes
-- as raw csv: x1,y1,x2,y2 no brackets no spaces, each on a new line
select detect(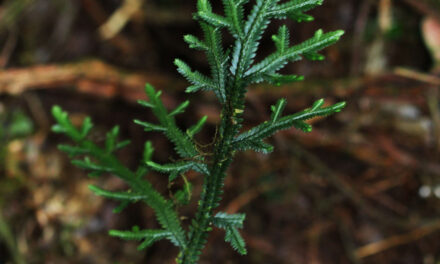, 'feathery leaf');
187,116,208,138
233,99,346,153
213,212,245,229
109,228,173,249
225,226,247,255
88,185,147,201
